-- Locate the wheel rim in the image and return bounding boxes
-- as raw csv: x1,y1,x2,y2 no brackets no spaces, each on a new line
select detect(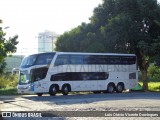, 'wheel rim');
52,86,56,93
108,85,114,93
64,86,68,93
117,85,122,91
